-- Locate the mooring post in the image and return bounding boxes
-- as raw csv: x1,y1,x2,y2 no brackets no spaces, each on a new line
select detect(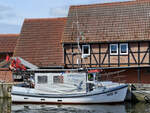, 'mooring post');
138,67,141,83
0,83,12,98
